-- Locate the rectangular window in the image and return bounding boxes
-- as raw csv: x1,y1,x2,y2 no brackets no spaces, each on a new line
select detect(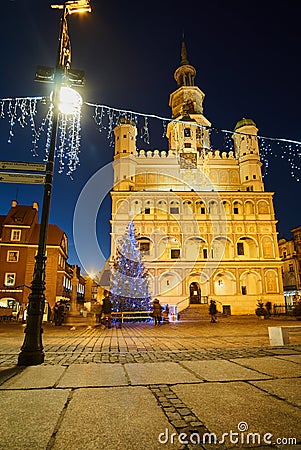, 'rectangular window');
171,249,180,259
170,207,179,214
289,264,294,272
184,143,191,148
144,208,150,214
233,207,239,214
11,229,21,241
241,286,247,295
7,251,19,262
237,242,244,255
201,207,206,214
5,273,16,286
